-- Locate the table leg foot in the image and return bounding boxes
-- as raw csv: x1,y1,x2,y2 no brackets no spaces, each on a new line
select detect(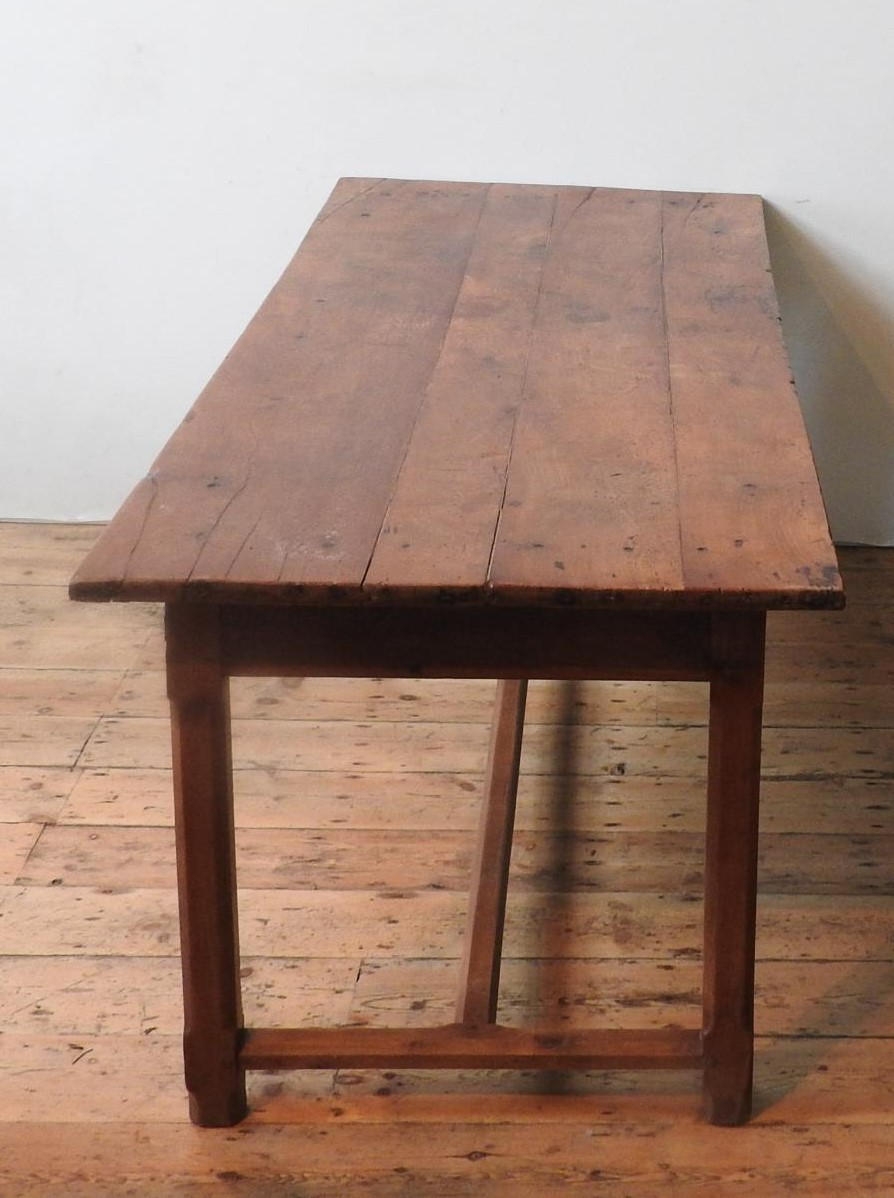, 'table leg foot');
703,1090,753,1128
702,1026,753,1125
186,1066,248,1128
